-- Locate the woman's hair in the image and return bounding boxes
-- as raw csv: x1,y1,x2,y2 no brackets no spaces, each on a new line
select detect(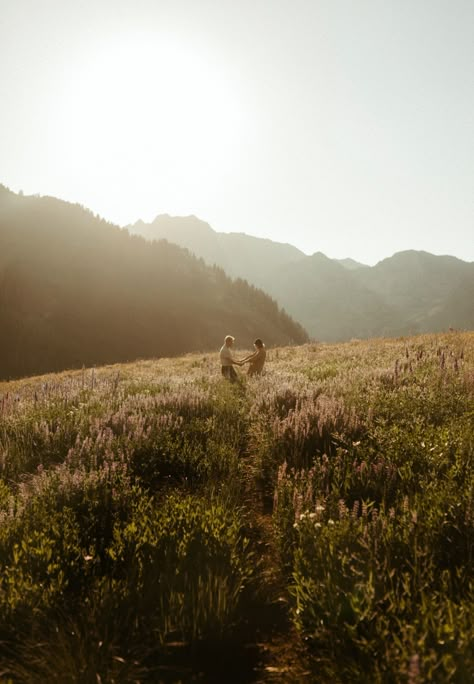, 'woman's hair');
254,338,263,348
